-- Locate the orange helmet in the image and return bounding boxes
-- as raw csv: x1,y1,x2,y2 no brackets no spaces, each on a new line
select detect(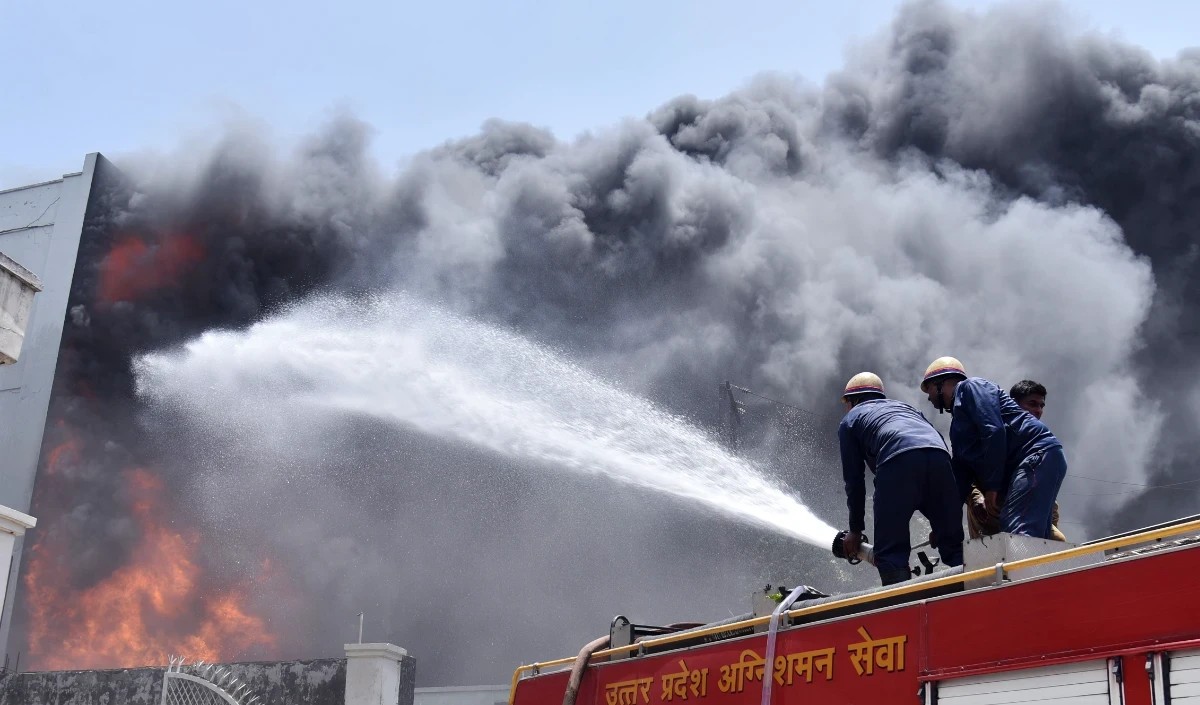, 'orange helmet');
842,372,885,401
921,356,967,390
